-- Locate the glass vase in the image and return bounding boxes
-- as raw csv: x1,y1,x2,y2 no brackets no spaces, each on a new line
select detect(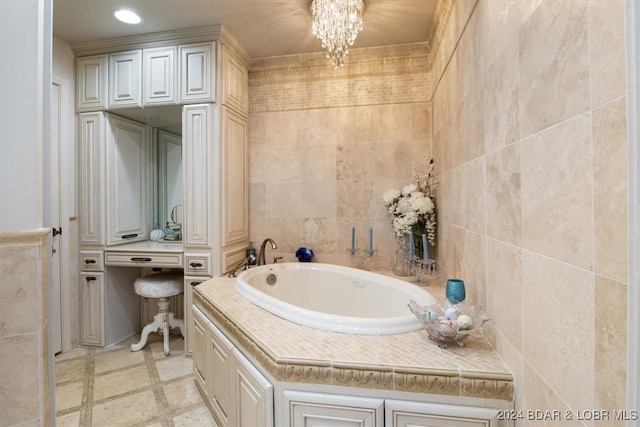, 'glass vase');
392,235,413,276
